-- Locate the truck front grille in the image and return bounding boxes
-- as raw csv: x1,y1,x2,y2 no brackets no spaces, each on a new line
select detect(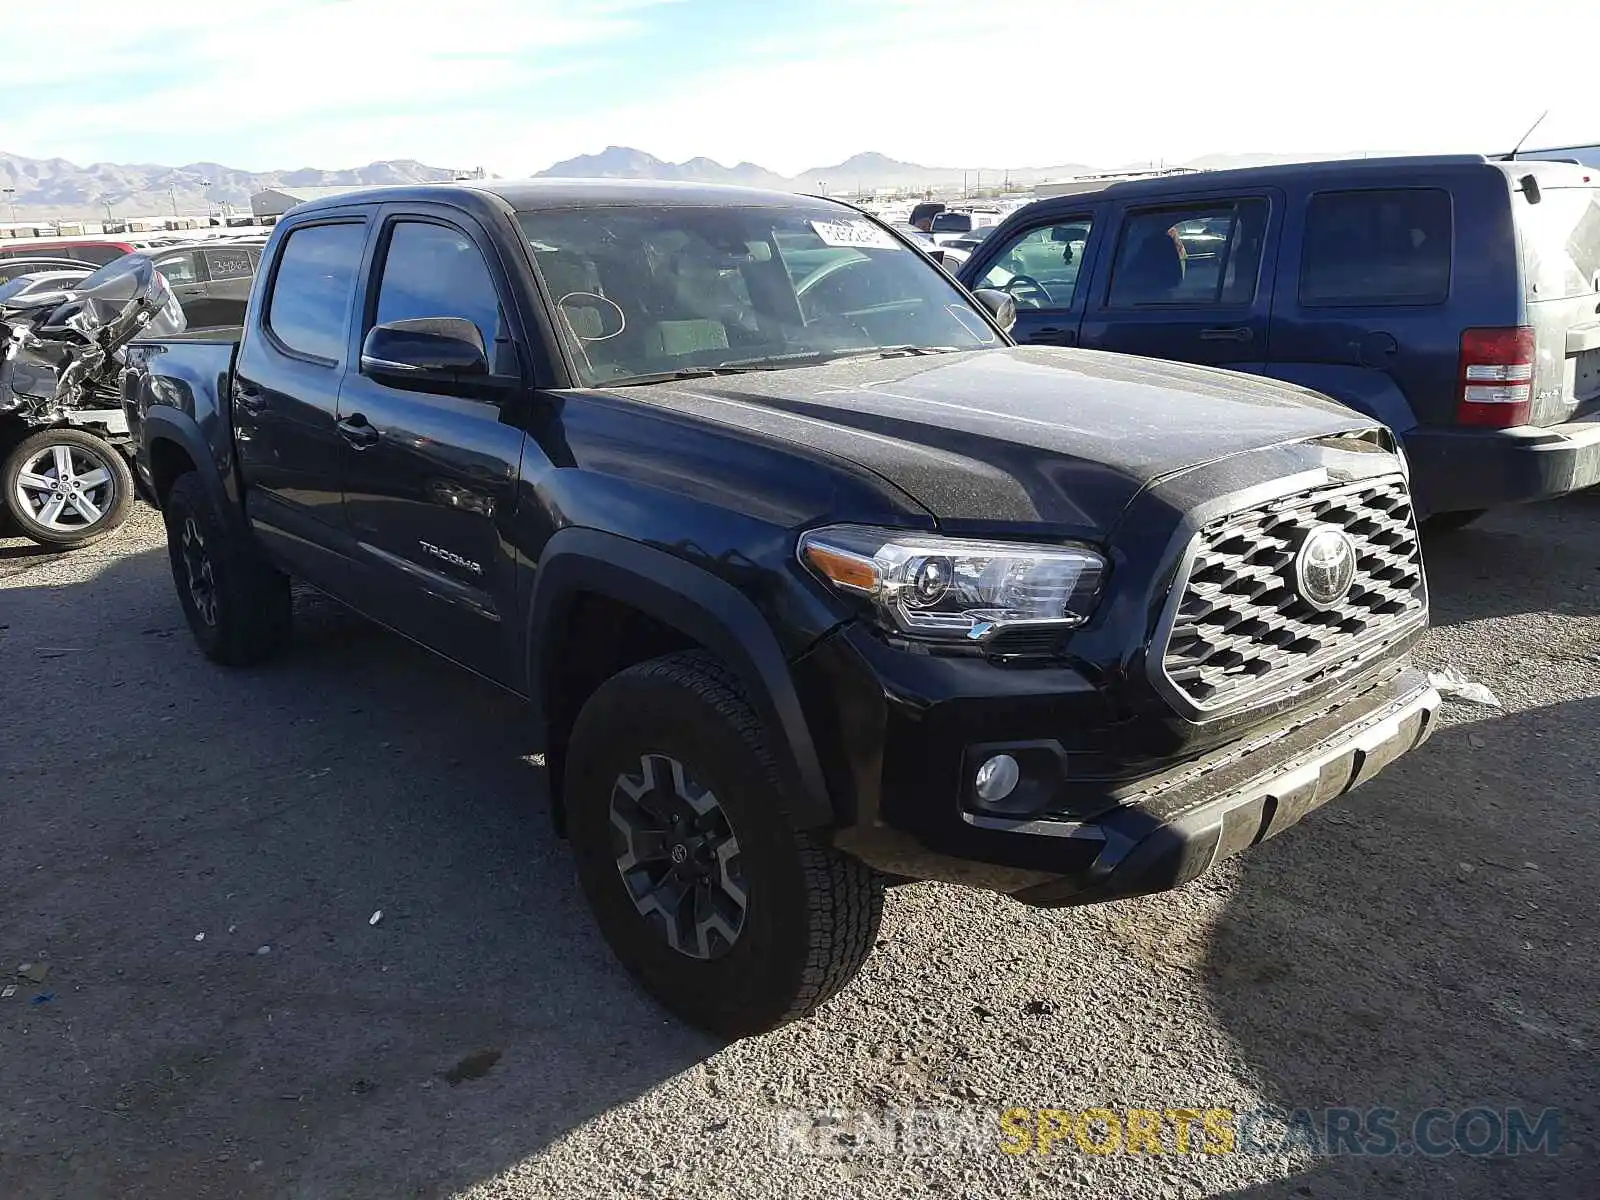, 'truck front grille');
1158,475,1425,715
